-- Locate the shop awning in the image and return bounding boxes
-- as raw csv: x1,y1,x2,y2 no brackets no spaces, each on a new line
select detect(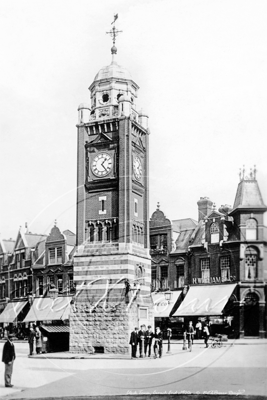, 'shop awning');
152,290,182,318
173,284,237,317
23,297,72,322
0,301,28,323
41,325,69,333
